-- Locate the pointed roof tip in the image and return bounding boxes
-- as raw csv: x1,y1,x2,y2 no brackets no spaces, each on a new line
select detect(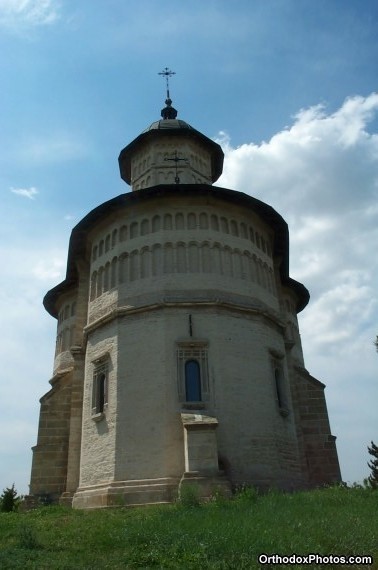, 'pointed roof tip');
158,67,178,119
